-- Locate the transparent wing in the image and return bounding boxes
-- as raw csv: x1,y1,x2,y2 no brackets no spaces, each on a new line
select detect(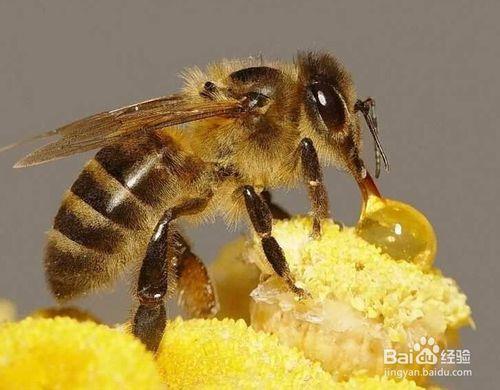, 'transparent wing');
1,94,243,168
